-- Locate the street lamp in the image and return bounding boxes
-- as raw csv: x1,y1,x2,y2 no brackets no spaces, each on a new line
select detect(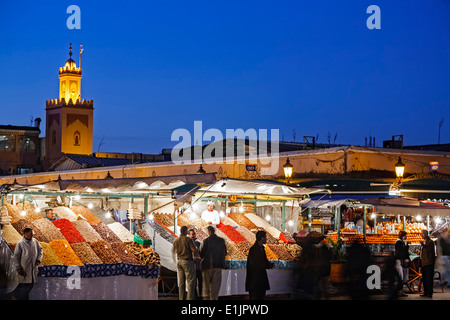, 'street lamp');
395,157,405,179
390,157,405,196
196,164,206,174
283,157,294,183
